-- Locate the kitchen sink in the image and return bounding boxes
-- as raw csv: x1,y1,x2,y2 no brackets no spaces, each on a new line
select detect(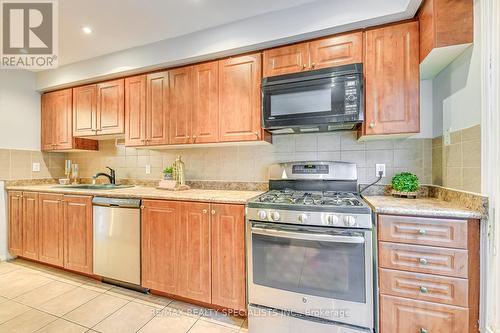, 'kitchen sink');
53,184,134,190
